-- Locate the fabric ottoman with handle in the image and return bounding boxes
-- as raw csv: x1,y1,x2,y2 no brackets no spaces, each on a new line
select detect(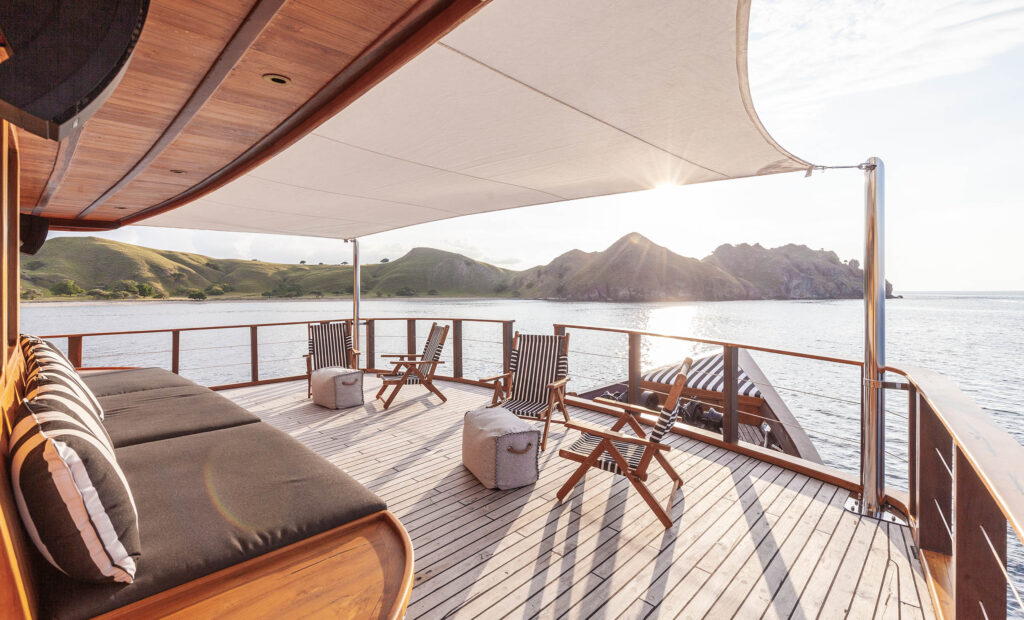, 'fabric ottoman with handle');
311,367,364,409
462,406,540,490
